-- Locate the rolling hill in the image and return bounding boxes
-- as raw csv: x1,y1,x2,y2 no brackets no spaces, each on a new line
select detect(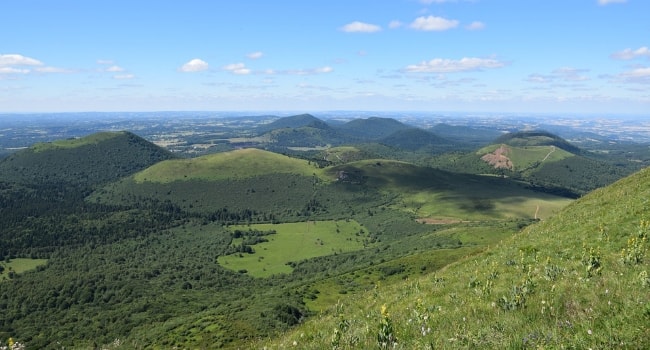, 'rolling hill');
434,130,629,195
0,131,175,187
254,164,650,349
379,128,455,152
2,128,640,349
338,117,411,140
